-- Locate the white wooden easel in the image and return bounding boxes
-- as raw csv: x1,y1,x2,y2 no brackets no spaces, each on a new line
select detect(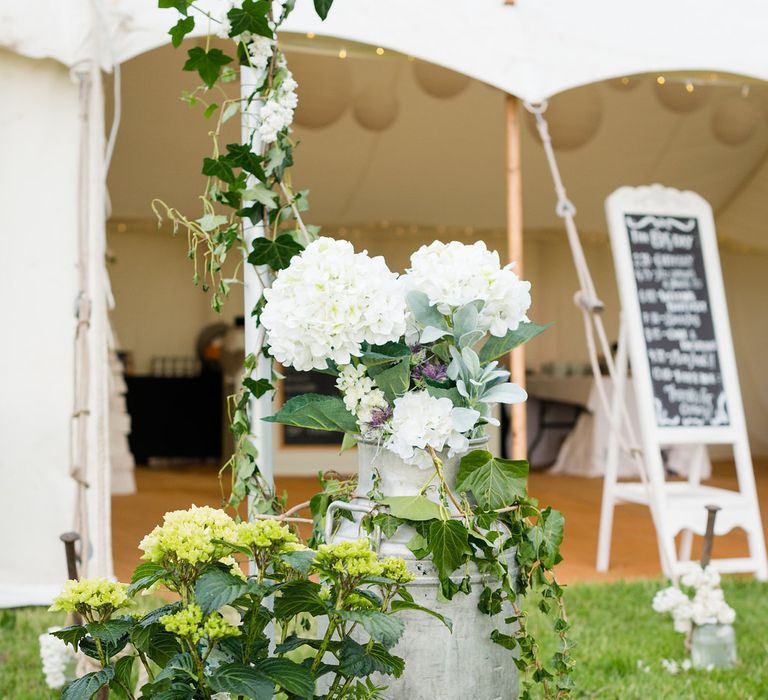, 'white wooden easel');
597,185,768,581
